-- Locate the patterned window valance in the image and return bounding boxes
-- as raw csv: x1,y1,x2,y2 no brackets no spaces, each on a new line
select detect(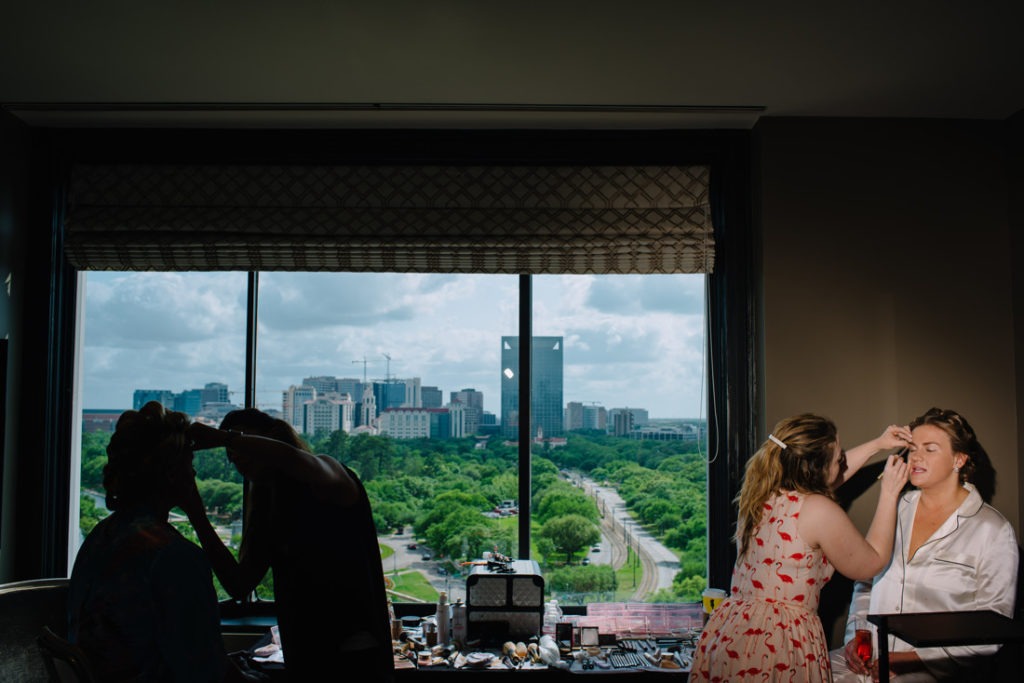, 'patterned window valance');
64,164,713,274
